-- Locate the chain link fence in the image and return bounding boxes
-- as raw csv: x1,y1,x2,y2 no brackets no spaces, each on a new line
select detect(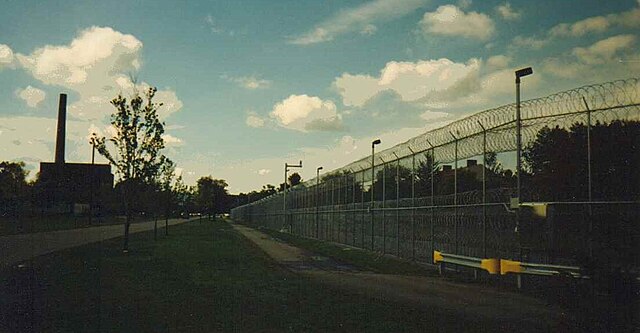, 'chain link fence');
232,78,640,269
